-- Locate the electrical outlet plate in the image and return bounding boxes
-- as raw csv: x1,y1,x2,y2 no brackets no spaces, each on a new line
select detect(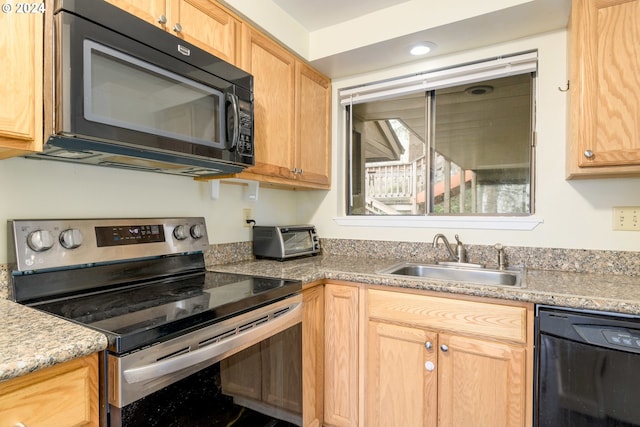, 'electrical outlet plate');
242,208,253,227
613,206,640,231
